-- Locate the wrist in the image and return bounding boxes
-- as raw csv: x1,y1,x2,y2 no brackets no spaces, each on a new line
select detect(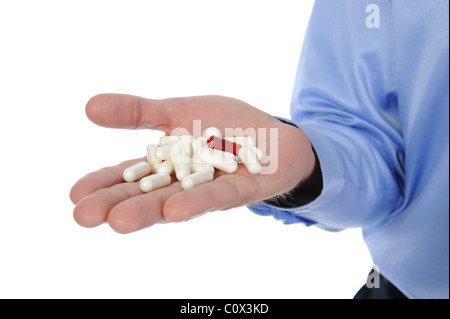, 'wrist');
265,120,323,208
